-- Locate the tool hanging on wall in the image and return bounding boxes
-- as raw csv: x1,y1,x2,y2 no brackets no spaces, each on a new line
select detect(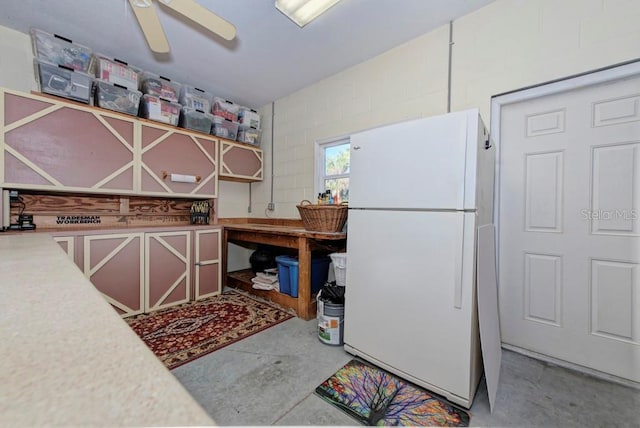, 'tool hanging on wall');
190,200,210,225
